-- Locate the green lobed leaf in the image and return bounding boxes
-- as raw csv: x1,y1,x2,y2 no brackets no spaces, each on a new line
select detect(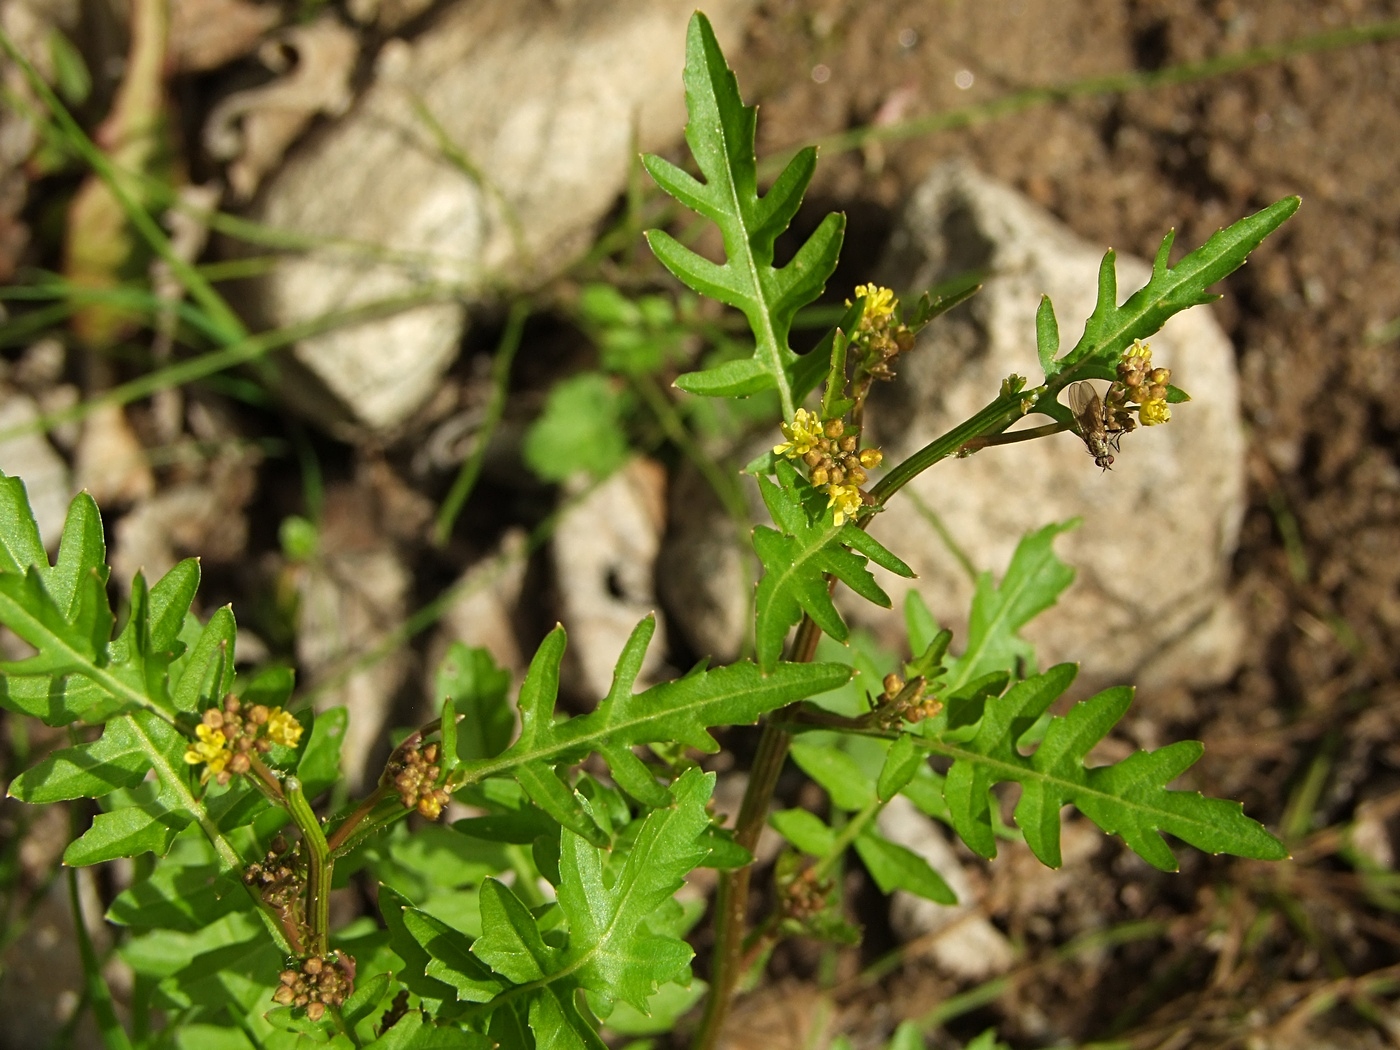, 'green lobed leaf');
853,828,956,904
9,711,156,803
769,808,836,856
877,733,923,802
402,907,505,1003
944,521,1077,692
753,460,912,672
469,620,851,791
1045,197,1300,379
107,860,243,931
642,12,844,419
377,885,468,1015
170,606,236,714
555,768,714,1012
364,1010,492,1050
471,878,557,983
434,642,513,764
933,663,1287,870
0,472,47,574
789,739,875,811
